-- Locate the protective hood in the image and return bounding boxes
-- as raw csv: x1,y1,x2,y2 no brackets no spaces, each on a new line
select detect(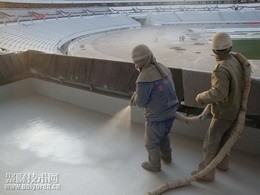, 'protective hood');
132,44,171,83
136,61,171,83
